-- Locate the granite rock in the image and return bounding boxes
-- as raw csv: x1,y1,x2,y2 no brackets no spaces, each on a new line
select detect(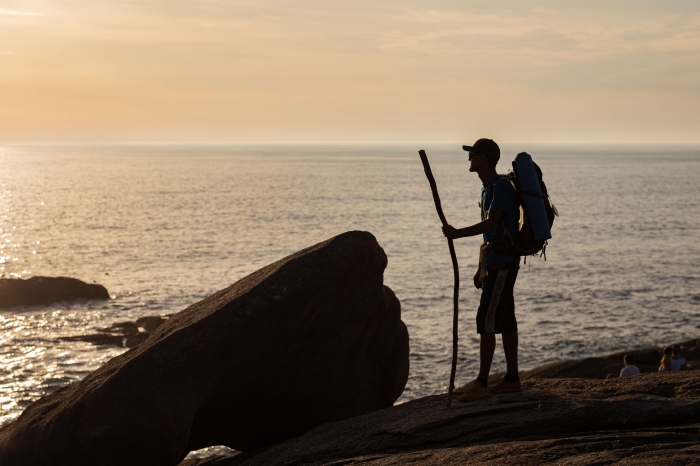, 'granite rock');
0,276,109,308
195,371,700,465
0,231,409,466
